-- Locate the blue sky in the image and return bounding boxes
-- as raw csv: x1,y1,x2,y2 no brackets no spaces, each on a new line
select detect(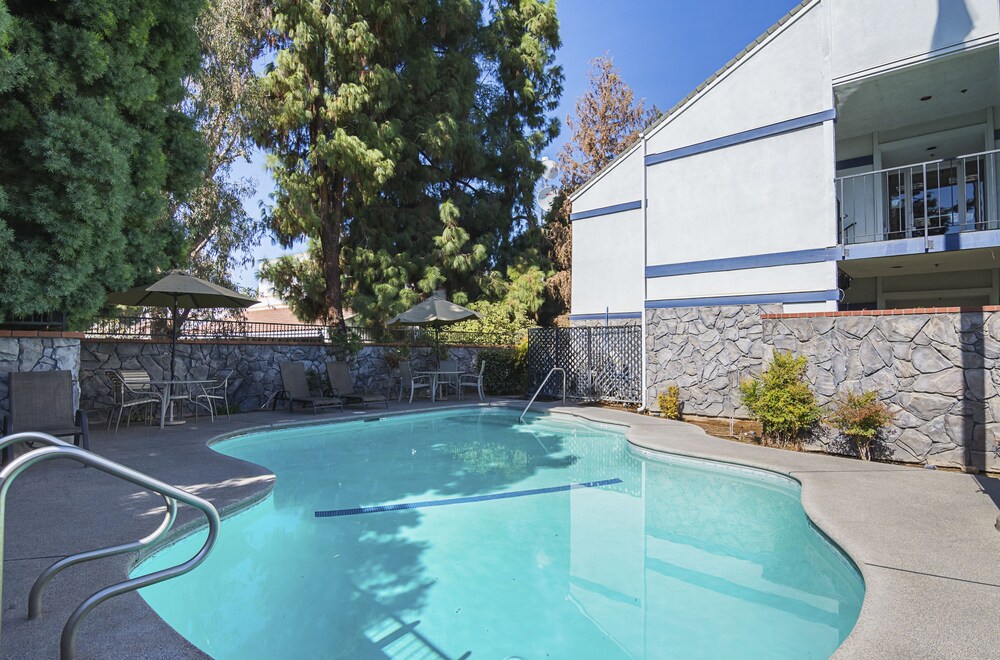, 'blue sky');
232,0,801,288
